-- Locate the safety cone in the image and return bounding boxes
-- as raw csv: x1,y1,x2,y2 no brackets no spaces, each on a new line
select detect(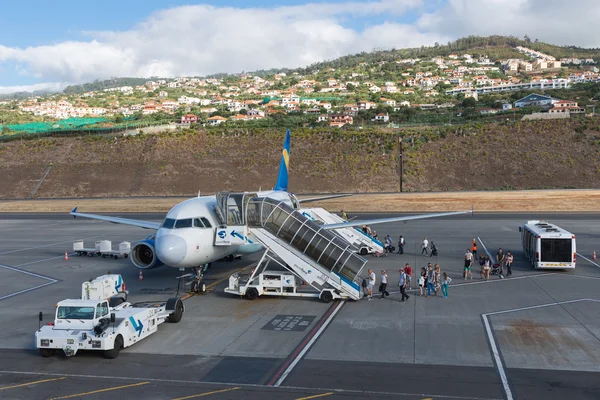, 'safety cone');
64,252,69,261
139,270,144,281
593,250,597,261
